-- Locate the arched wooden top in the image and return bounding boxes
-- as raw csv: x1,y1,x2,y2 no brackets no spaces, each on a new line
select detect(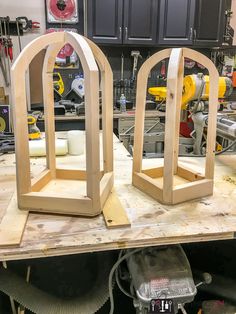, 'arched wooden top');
133,47,219,179
137,48,172,84
11,31,99,75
